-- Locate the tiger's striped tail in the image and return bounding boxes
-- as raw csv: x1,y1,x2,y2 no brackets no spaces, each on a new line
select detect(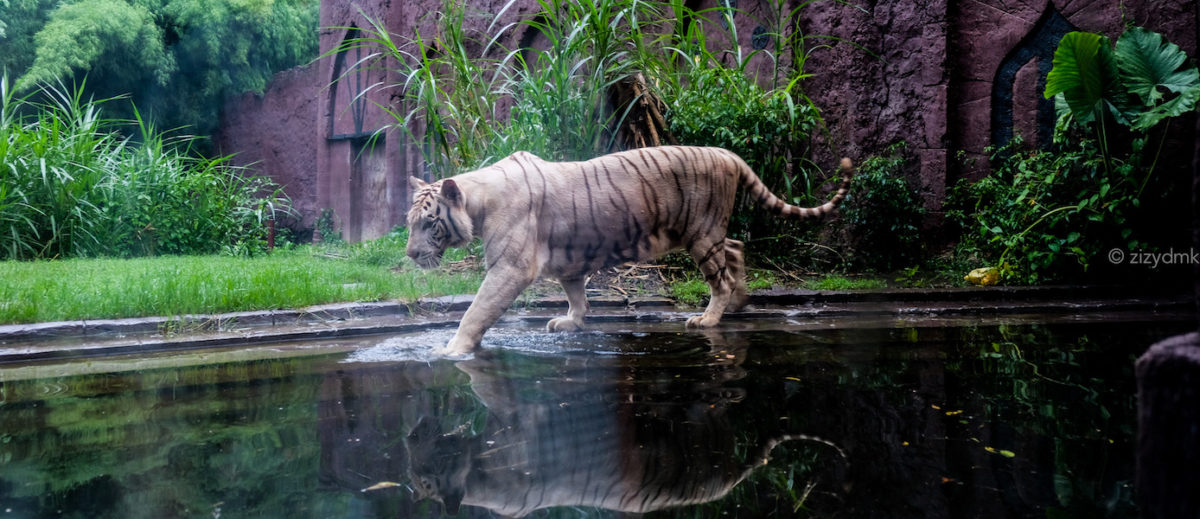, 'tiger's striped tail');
754,433,848,463
731,433,849,489
742,157,854,219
